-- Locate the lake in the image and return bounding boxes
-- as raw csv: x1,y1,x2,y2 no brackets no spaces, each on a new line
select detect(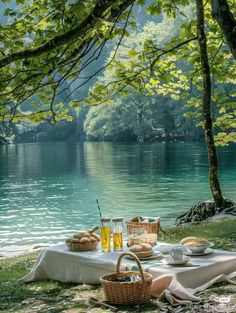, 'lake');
0,142,235,247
